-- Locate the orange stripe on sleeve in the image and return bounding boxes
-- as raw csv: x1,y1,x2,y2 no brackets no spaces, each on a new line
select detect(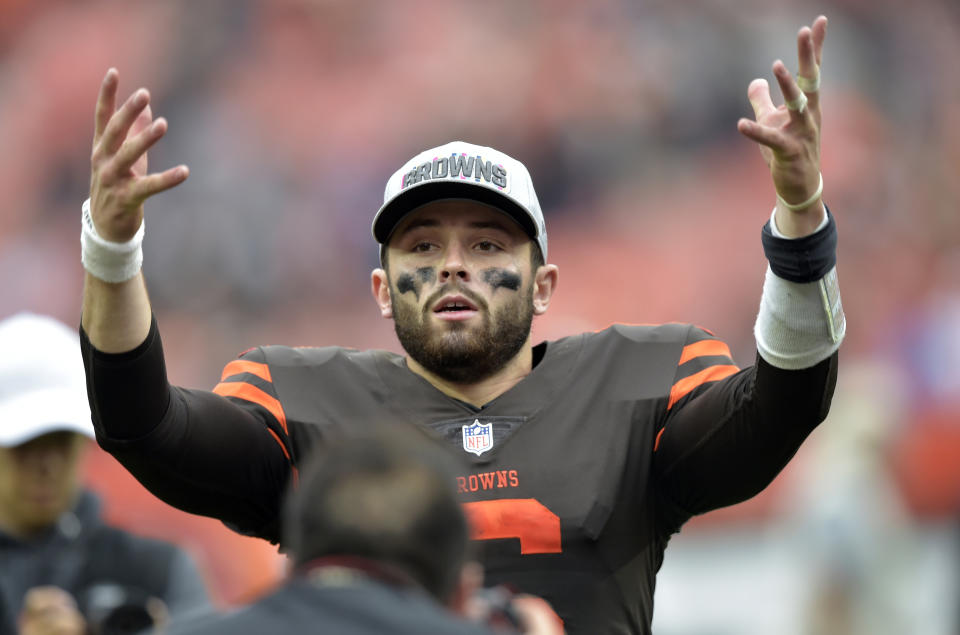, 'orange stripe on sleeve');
213,381,288,436
667,365,739,410
220,360,272,383
678,339,733,365
654,426,666,452
266,428,291,462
